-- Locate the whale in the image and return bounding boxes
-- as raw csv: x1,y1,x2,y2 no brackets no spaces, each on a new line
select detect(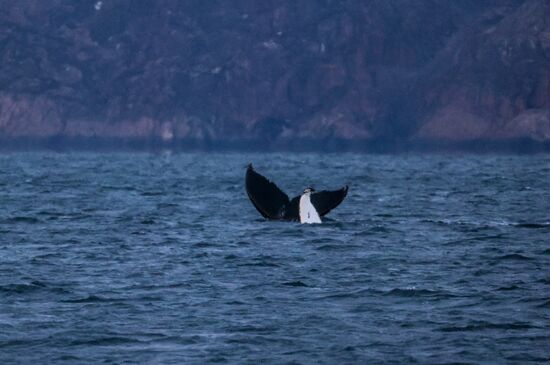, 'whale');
245,164,348,224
